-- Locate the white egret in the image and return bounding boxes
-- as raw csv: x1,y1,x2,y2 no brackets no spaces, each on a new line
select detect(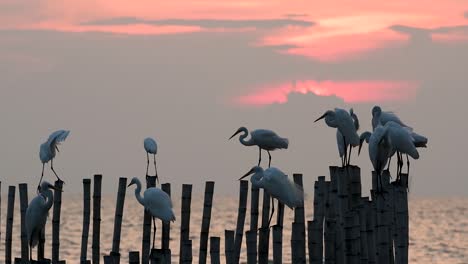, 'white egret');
127,177,176,250
144,137,159,183
26,181,61,261
336,108,360,166
315,108,360,166
239,166,304,227
229,127,289,167
371,106,410,130
39,130,70,188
